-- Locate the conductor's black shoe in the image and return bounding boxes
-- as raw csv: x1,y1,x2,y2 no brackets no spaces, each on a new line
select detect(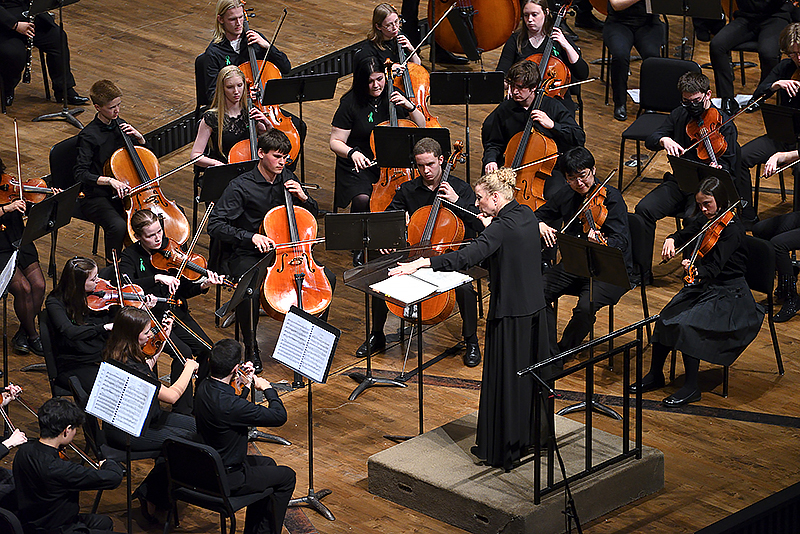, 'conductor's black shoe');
628,373,665,394
430,45,470,65
12,330,29,355
4,90,13,107
463,342,481,367
613,104,627,121
55,89,89,105
470,445,487,462
721,97,740,116
355,332,386,358
662,387,701,407
575,11,604,31
28,336,43,356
